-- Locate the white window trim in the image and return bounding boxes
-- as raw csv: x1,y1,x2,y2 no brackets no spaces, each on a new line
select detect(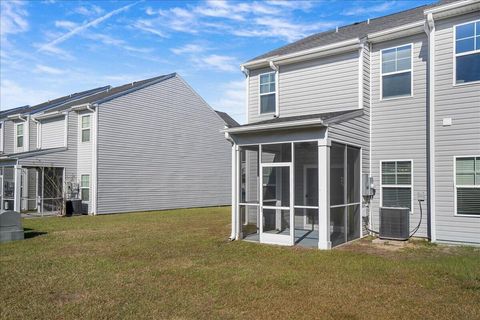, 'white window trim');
453,19,480,86
14,122,25,151
258,71,277,115
380,43,414,101
80,114,91,143
453,155,480,217
81,174,90,202
379,159,414,214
